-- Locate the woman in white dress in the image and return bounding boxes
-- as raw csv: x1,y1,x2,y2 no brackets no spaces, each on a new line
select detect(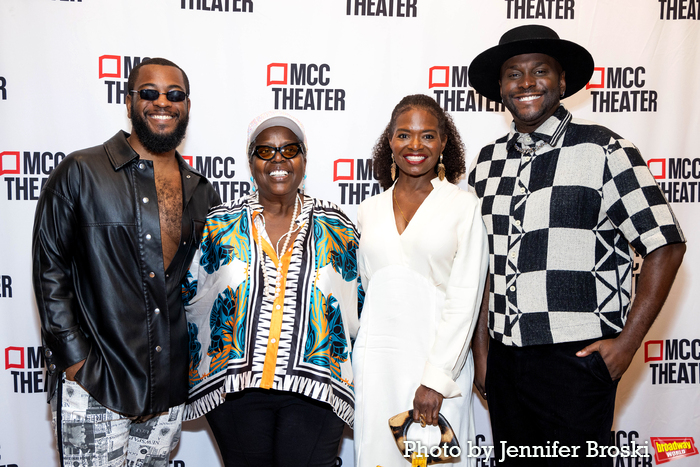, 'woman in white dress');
353,95,489,467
